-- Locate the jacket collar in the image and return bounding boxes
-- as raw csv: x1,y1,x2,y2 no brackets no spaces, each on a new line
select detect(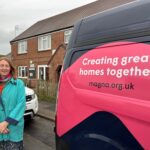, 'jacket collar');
9,78,17,85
